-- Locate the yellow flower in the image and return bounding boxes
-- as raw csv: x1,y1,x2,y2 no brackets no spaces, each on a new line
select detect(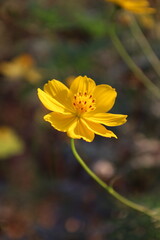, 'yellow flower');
37,76,127,142
107,0,155,14
0,126,24,159
0,54,42,83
